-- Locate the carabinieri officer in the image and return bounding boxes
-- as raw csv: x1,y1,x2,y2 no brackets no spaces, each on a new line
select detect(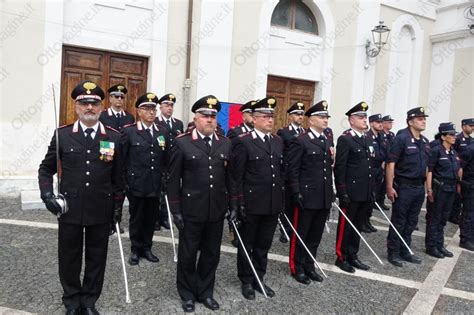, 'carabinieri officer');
334,102,373,273
167,95,232,312
122,92,169,266
286,100,333,284
229,97,285,300
38,80,124,315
